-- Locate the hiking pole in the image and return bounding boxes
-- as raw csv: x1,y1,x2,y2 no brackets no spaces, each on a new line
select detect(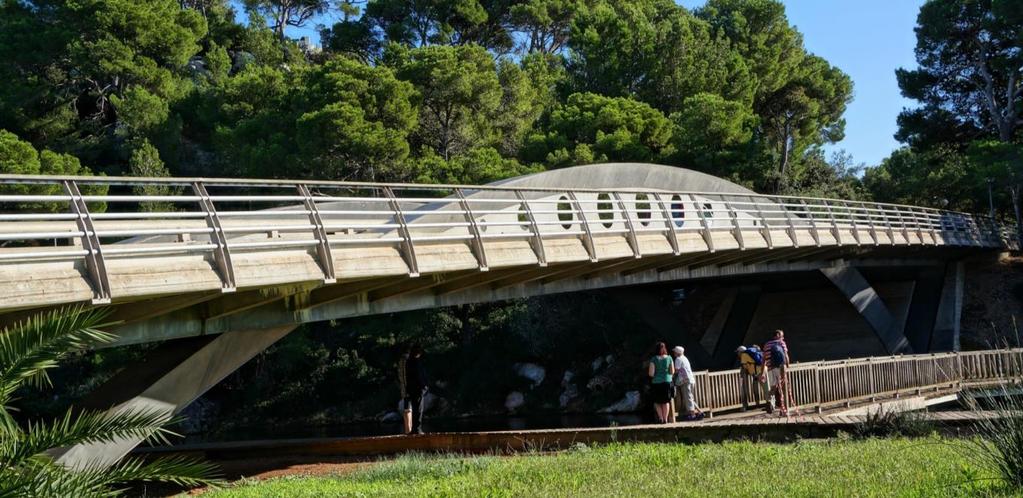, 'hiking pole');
783,370,804,421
